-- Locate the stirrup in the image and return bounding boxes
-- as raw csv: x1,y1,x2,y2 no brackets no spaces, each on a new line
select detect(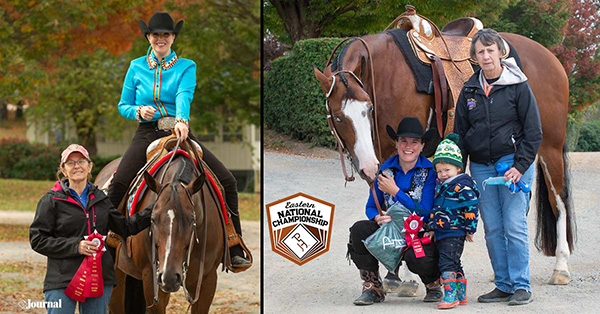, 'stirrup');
225,221,253,273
